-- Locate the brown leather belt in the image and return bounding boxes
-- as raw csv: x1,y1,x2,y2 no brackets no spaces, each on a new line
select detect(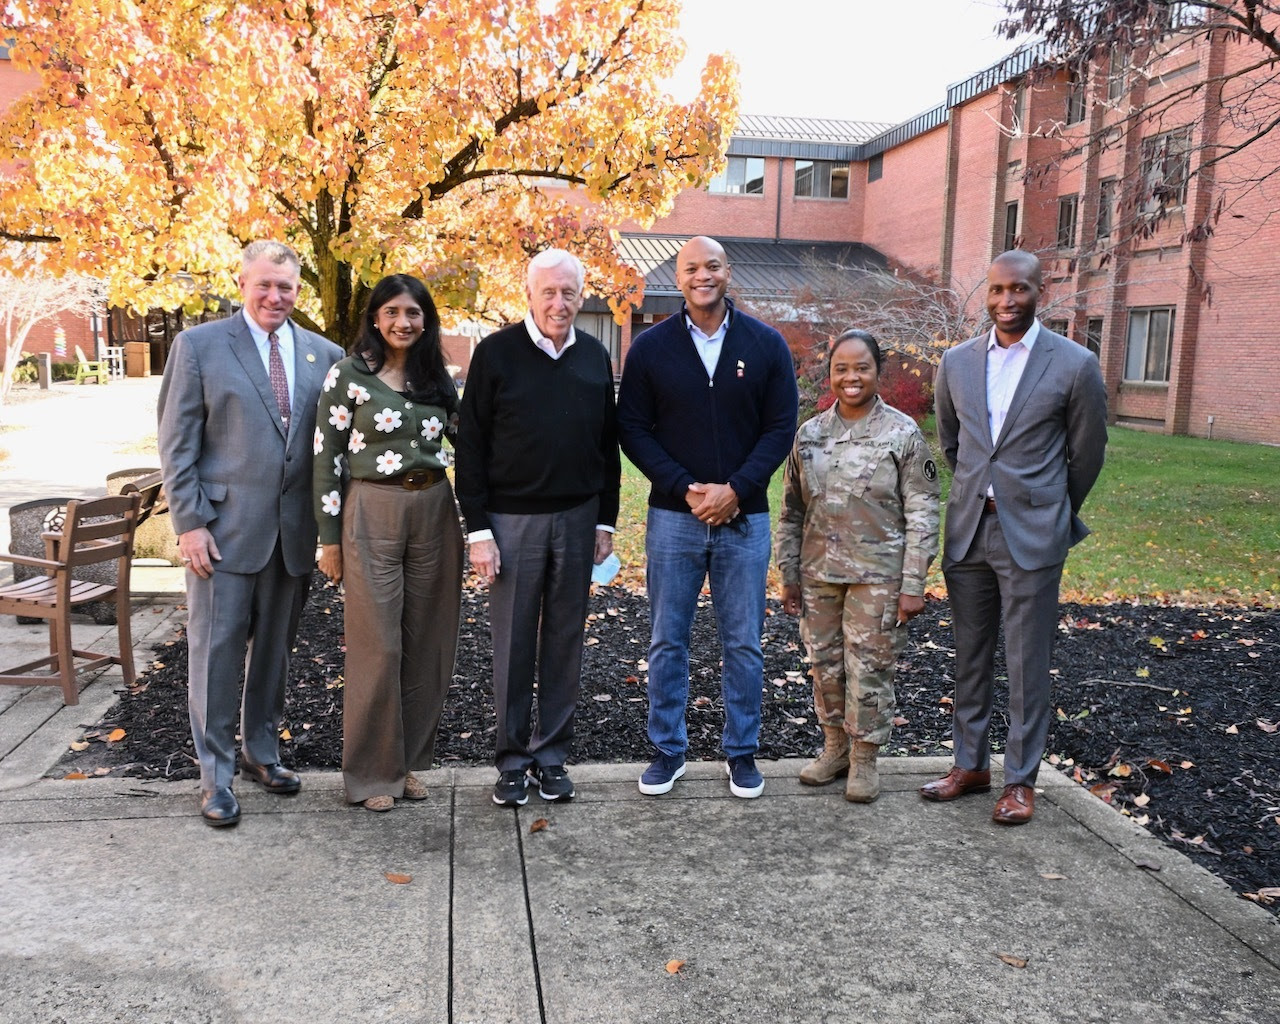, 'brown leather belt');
366,467,445,491
982,497,998,515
